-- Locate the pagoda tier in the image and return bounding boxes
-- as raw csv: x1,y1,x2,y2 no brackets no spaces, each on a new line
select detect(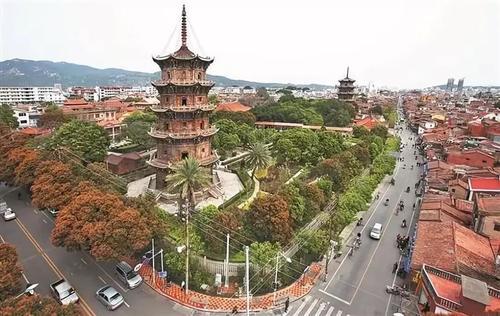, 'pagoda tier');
149,125,218,140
